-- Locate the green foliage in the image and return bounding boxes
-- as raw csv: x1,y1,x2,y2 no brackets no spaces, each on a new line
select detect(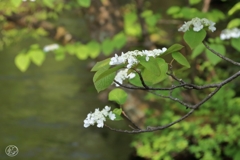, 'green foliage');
101,38,115,56
87,41,101,59
137,57,161,76
108,88,128,105
172,52,190,68
14,53,31,72
10,0,22,7
231,38,240,52
167,6,225,22
228,2,240,16
163,44,184,56
189,0,201,5
141,58,168,85
191,43,205,58
141,10,160,27
3,0,240,159
77,0,91,8
93,64,125,92
94,64,125,82
112,32,127,50
14,44,45,72
124,12,141,37
93,69,116,93
227,18,240,29
91,58,110,71
183,28,206,50
112,108,123,120
43,0,55,8
76,44,89,60
205,43,226,65
29,49,46,66
133,86,240,159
